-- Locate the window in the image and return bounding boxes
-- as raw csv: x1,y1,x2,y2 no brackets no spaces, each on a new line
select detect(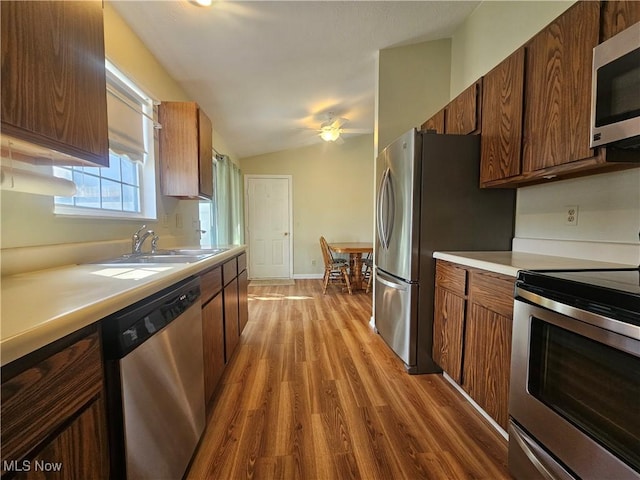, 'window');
54,60,157,219
199,154,244,247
